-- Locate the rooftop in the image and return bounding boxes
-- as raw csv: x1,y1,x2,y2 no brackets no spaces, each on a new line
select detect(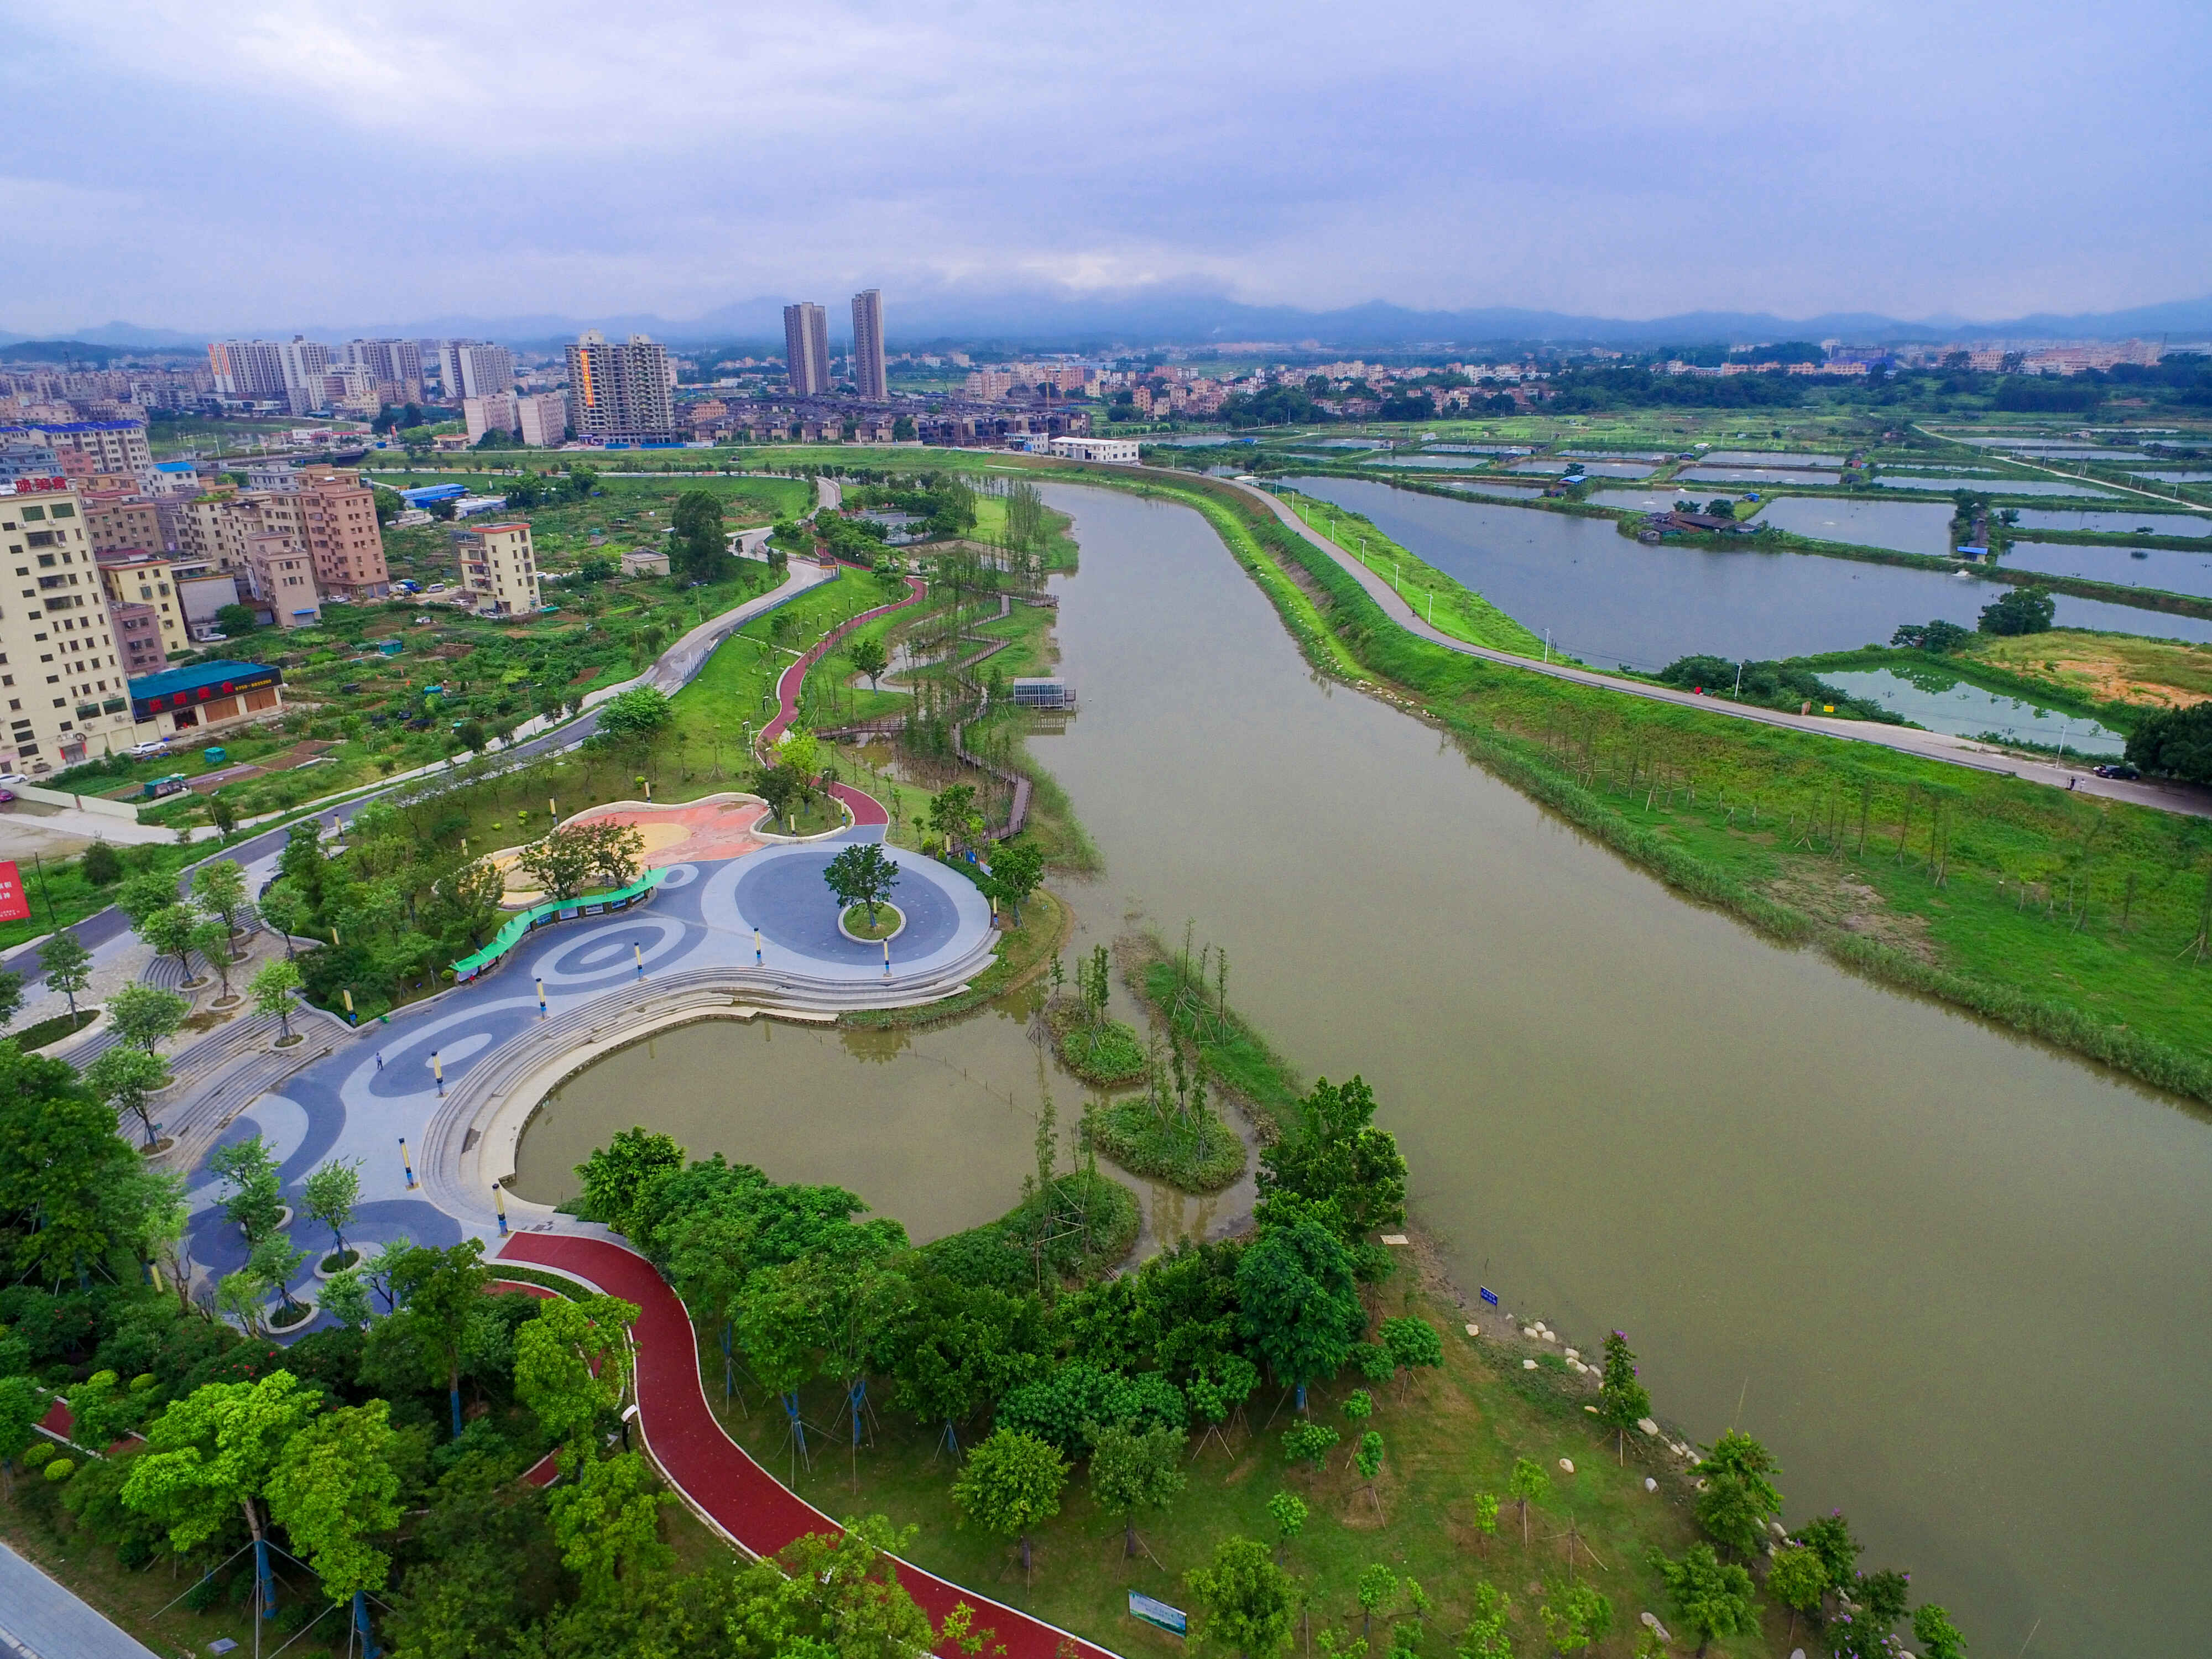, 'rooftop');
126,659,281,702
